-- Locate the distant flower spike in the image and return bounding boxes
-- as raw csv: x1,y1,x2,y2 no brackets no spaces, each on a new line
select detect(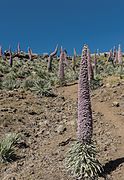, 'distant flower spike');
114,49,118,64
118,44,122,65
113,46,116,58
58,51,65,81
47,45,58,71
87,48,94,81
60,46,63,53
0,46,2,57
64,49,68,66
94,52,97,75
17,43,21,55
28,47,32,60
72,48,76,71
9,46,13,67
